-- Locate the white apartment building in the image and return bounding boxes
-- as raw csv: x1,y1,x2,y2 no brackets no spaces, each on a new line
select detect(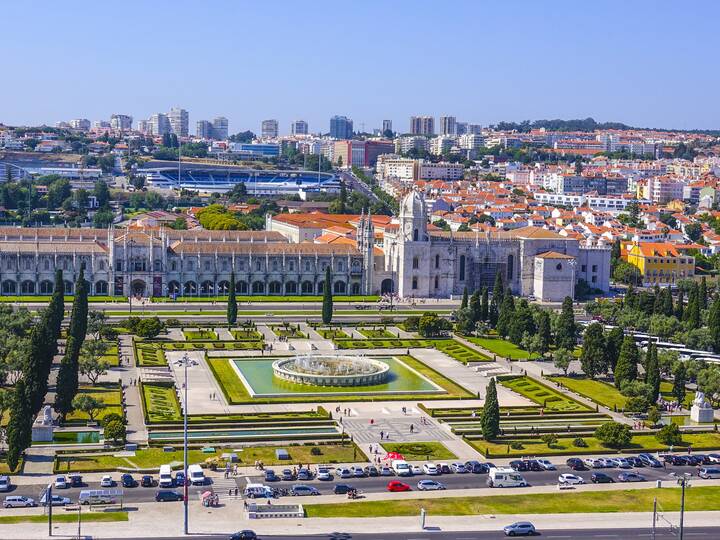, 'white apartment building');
429,136,455,155
458,134,485,151
395,136,429,154
533,192,649,212
262,119,279,138
168,107,189,137
110,114,133,131
645,177,685,203
376,155,416,182
418,161,464,181
148,113,171,136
